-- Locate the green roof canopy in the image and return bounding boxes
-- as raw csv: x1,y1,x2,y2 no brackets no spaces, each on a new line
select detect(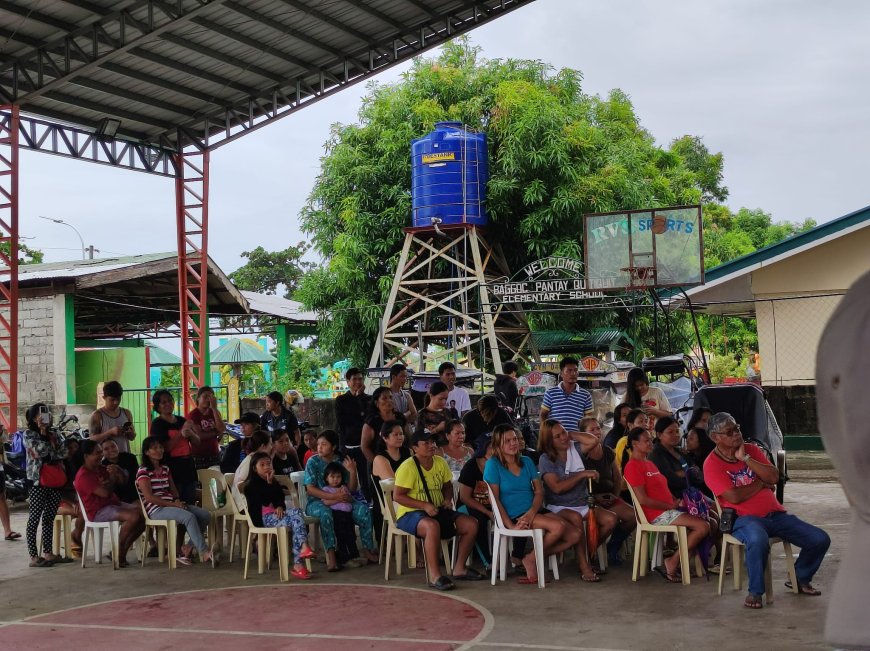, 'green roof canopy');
210,339,275,365
146,343,182,367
